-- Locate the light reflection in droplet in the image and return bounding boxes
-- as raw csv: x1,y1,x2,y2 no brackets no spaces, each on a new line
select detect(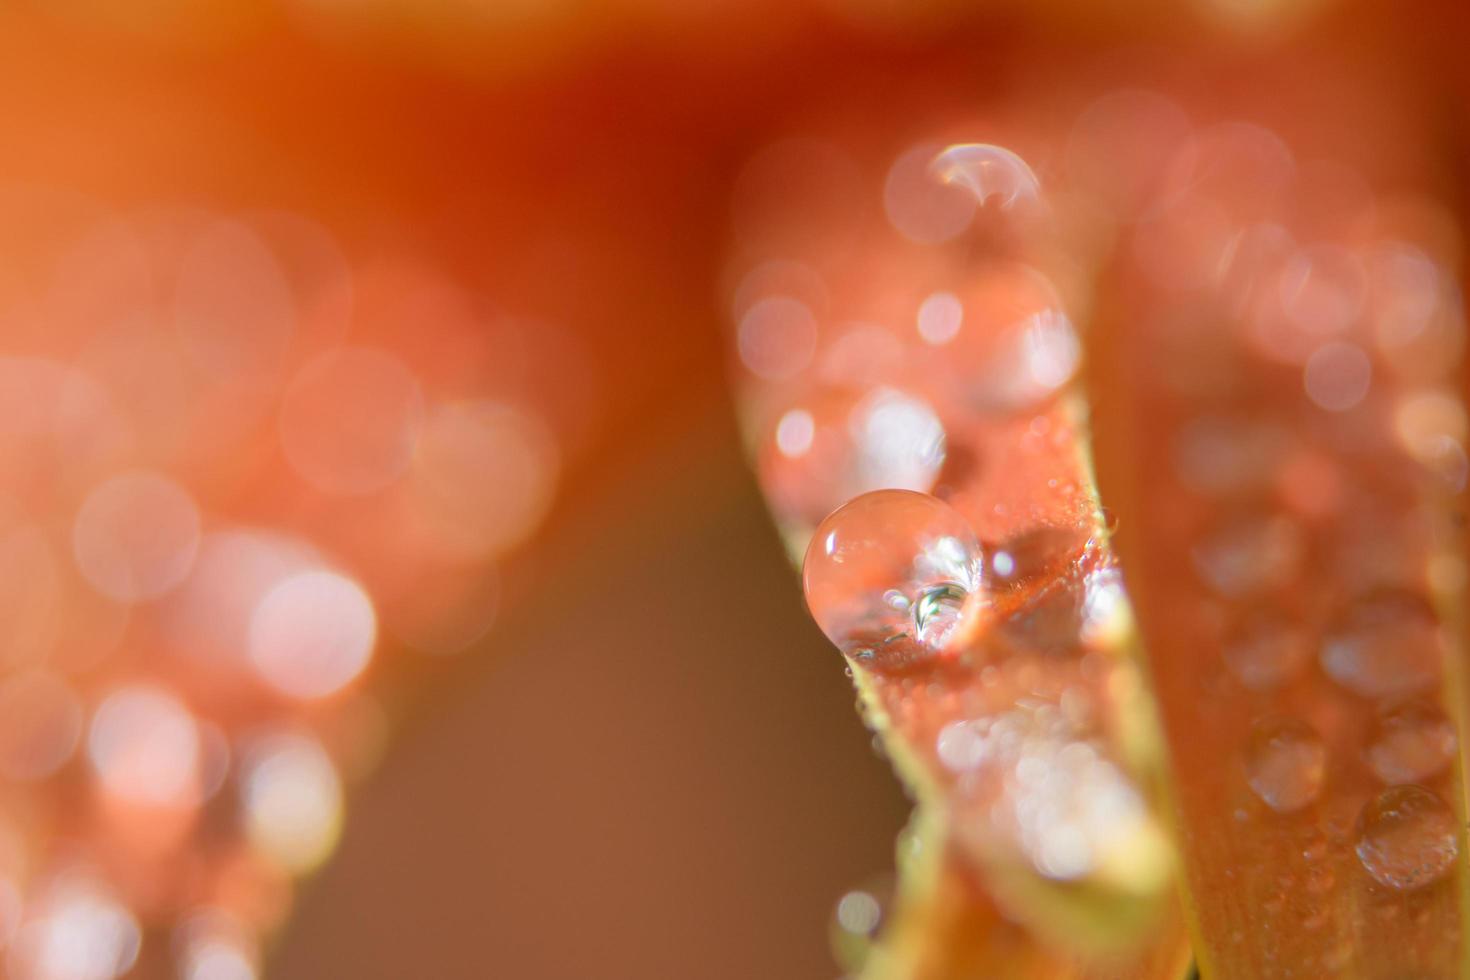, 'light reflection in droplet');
1320,591,1443,699
1244,718,1326,814
8,874,140,980
774,408,815,458
248,570,376,700
1366,700,1456,785
88,685,201,808
916,291,963,346
883,144,976,245
803,490,980,659
931,143,1041,212
176,910,258,980
1355,785,1458,891
162,529,318,674
240,732,343,874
